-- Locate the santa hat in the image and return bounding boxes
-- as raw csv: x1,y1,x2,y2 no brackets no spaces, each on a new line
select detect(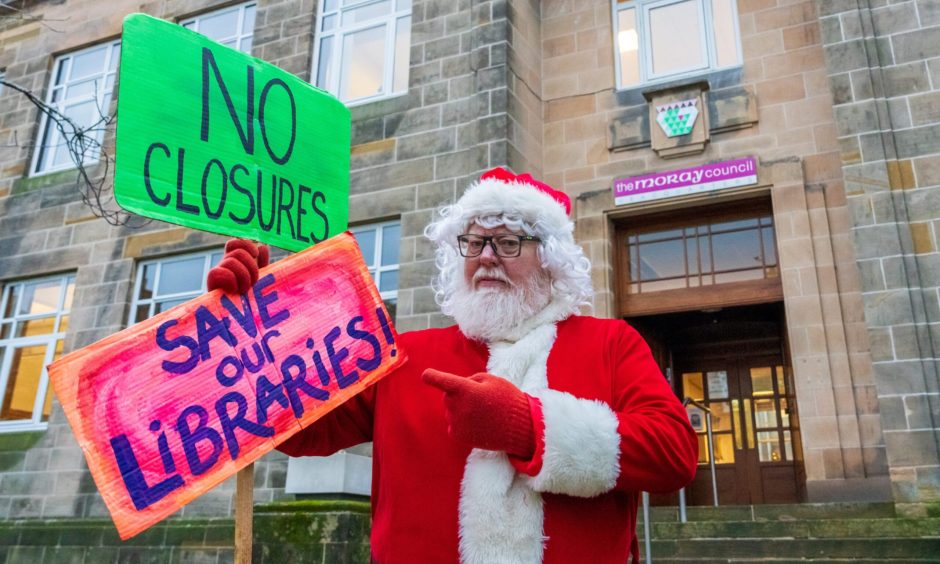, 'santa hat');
454,167,573,241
